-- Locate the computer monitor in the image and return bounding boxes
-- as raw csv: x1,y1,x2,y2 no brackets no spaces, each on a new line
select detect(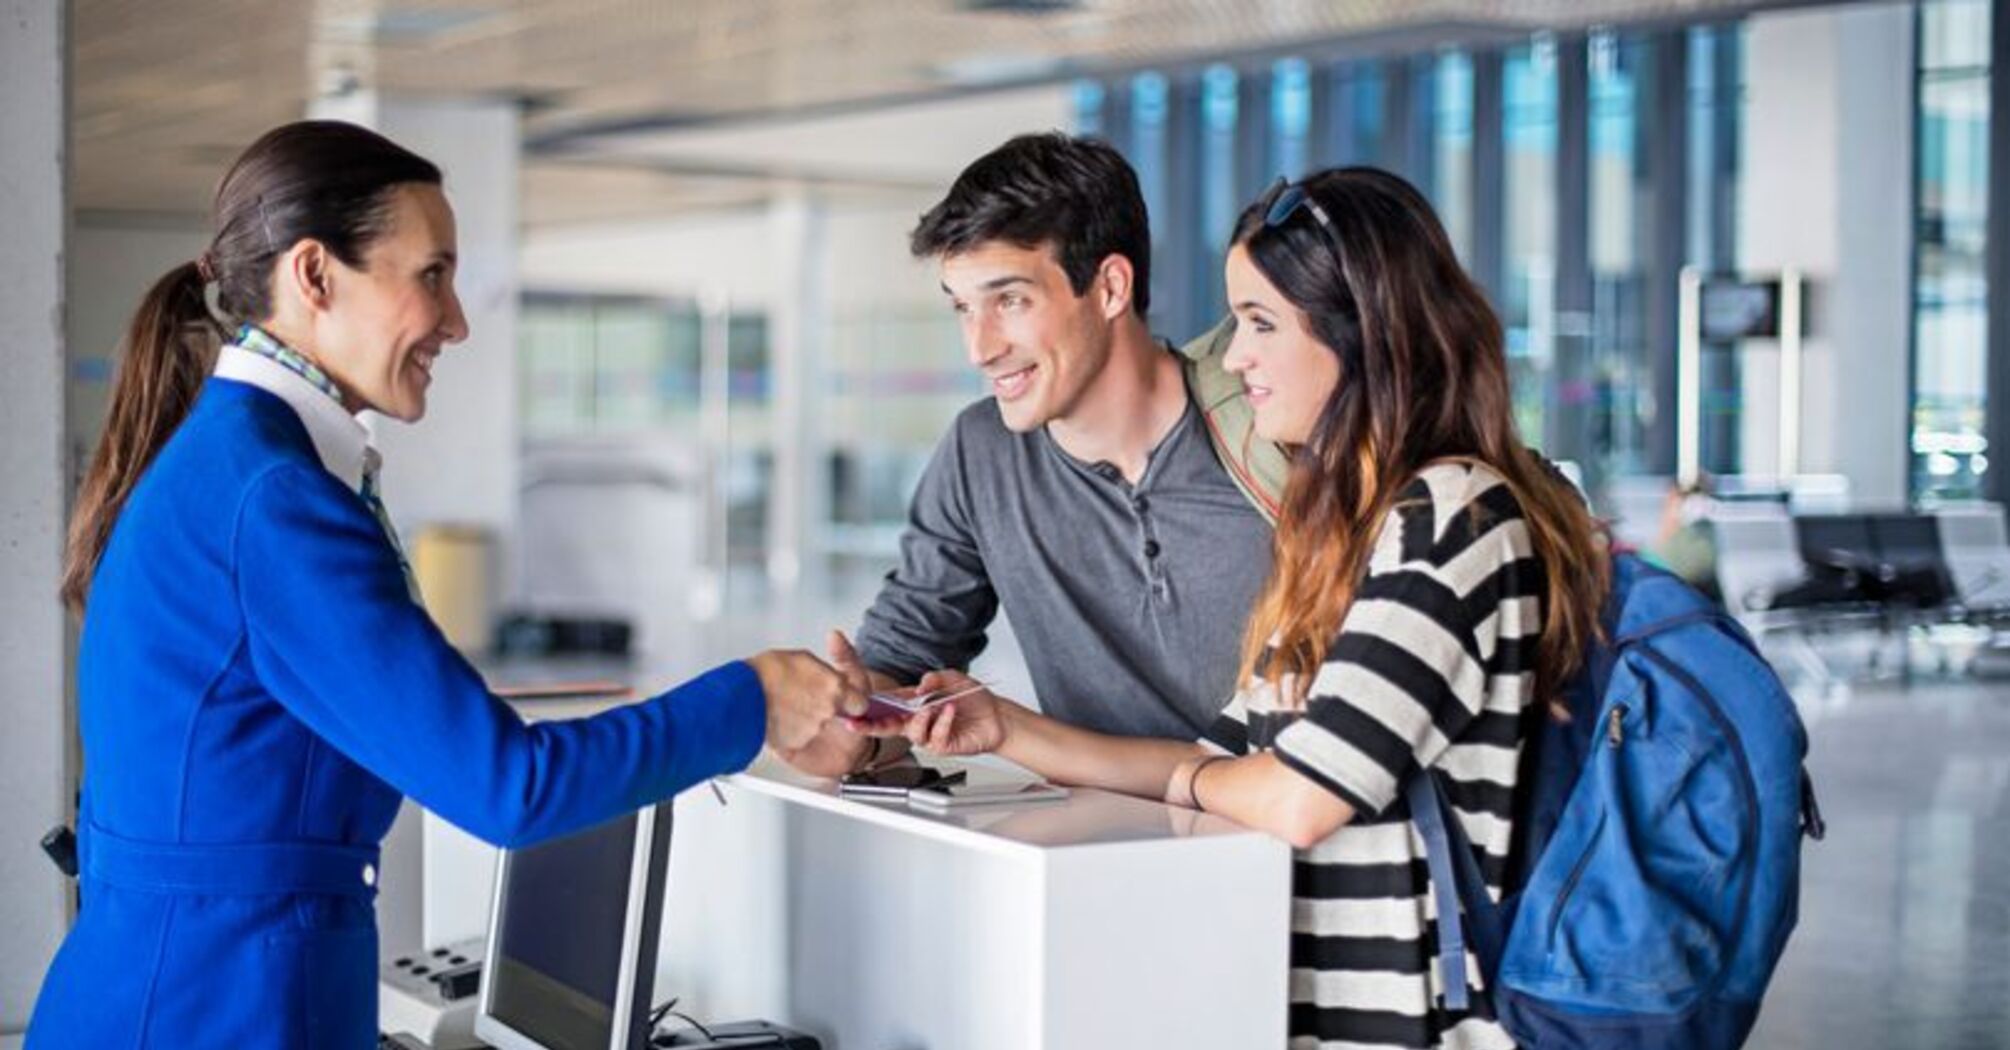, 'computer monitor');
475,803,672,1050
1796,514,1875,569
